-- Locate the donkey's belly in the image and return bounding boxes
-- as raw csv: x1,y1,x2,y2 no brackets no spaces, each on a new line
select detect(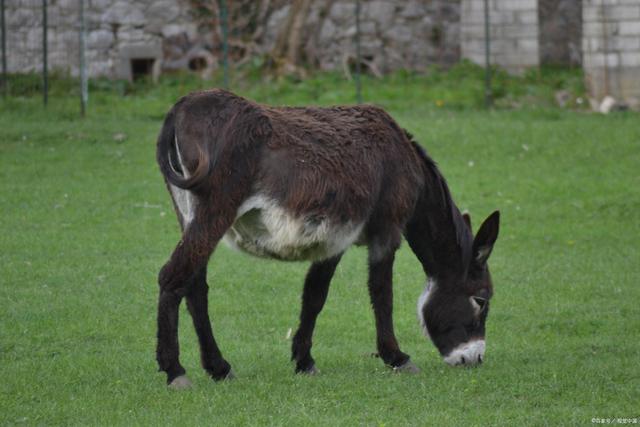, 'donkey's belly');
223,195,364,261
